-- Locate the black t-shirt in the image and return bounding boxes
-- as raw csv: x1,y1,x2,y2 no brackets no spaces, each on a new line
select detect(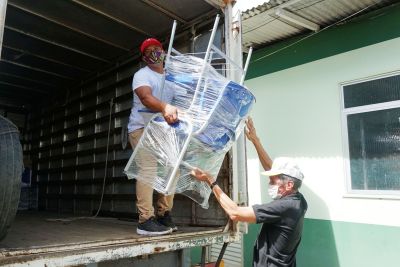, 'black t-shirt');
252,192,308,267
